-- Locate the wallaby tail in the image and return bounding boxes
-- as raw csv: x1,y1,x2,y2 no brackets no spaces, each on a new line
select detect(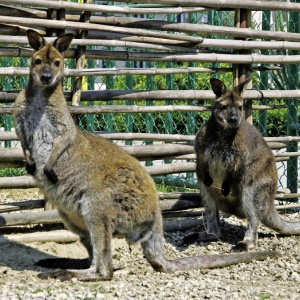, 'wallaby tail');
262,208,300,235
169,251,280,272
